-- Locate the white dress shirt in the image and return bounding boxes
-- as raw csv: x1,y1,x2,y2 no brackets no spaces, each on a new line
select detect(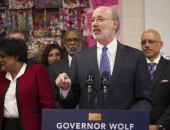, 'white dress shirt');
68,54,72,67
4,63,27,118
